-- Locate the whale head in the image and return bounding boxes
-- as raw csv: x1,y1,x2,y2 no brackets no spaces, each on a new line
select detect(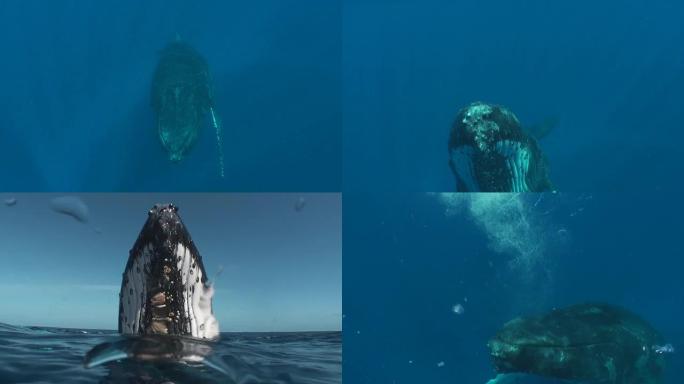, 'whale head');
448,102,552,192
487,316,559,374
118,203,219,340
